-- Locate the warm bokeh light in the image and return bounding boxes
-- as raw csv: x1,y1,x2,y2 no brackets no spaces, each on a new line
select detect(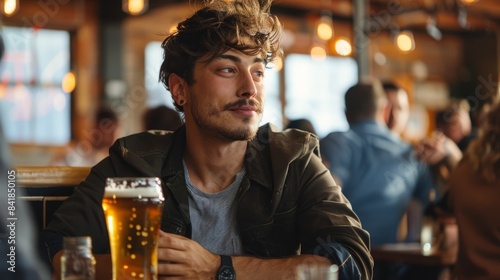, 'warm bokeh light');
460,0,478,5
396,31,415,52
123,0,148,15
317,16,333,41
310,46,327,61
335,38,352,56
3,0,18,16
62,72,76,93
